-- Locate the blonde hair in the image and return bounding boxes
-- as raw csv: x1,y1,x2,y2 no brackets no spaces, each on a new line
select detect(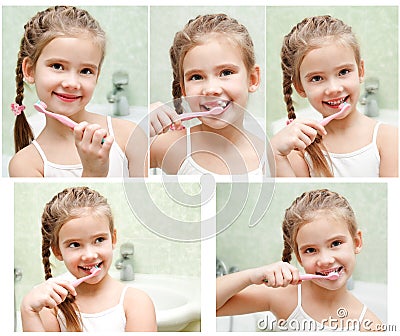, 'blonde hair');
281,189,358,263
281,15,362,177
41,187,114,332
170,13,256,113
13,6,106,152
